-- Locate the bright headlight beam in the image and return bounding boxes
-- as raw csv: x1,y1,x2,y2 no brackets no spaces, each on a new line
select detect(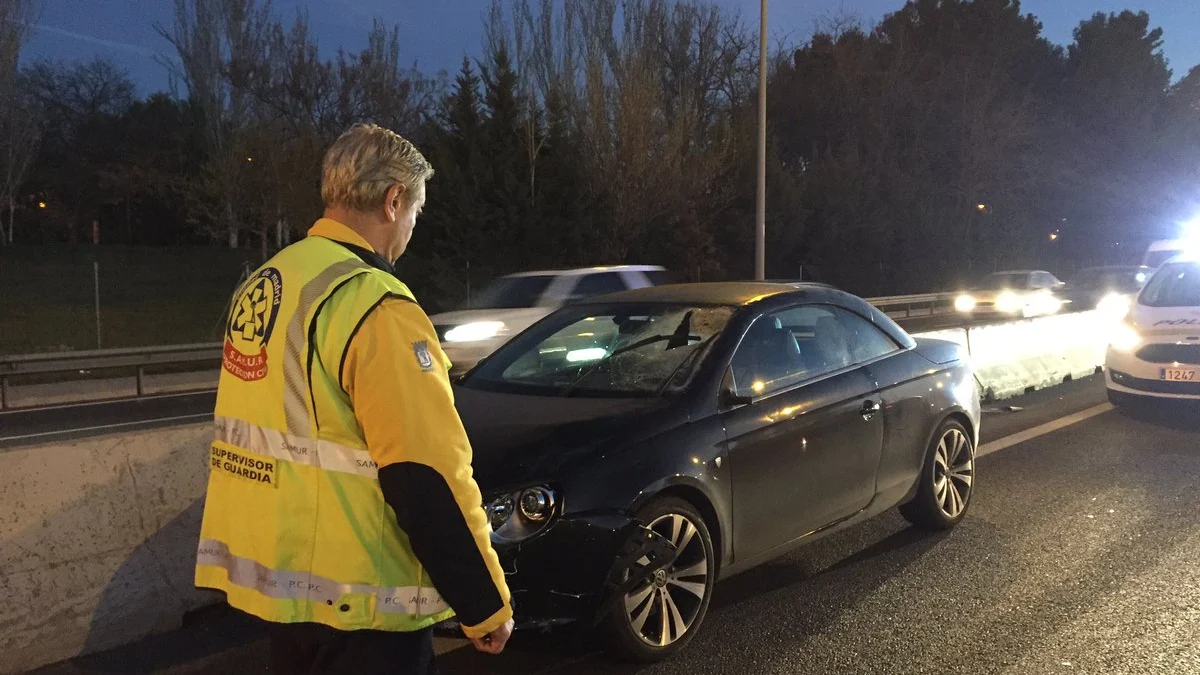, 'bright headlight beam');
444,321,505,343
1109,322,1142,352
995,291,1024,314
1096,292,1132,320
566,347,608,363
954,294,977,313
